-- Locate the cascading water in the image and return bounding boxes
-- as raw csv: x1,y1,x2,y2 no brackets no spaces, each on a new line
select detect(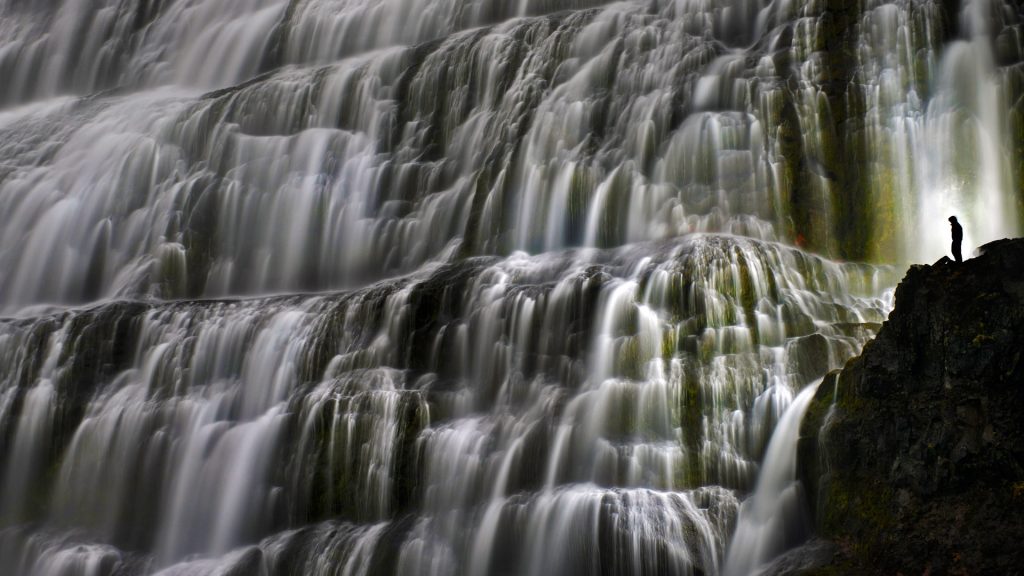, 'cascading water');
0,0,1021,575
